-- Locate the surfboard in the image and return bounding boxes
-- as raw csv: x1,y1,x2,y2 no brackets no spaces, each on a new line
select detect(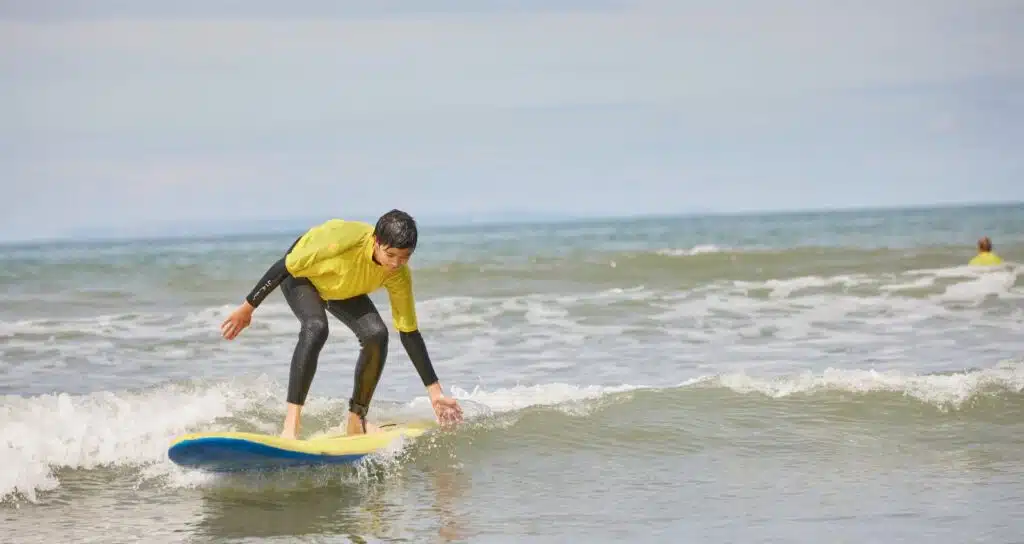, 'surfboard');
167,422,433,472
